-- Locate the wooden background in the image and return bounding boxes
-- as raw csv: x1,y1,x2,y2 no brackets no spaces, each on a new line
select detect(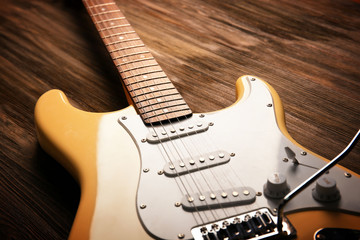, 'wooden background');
1,0,359,239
